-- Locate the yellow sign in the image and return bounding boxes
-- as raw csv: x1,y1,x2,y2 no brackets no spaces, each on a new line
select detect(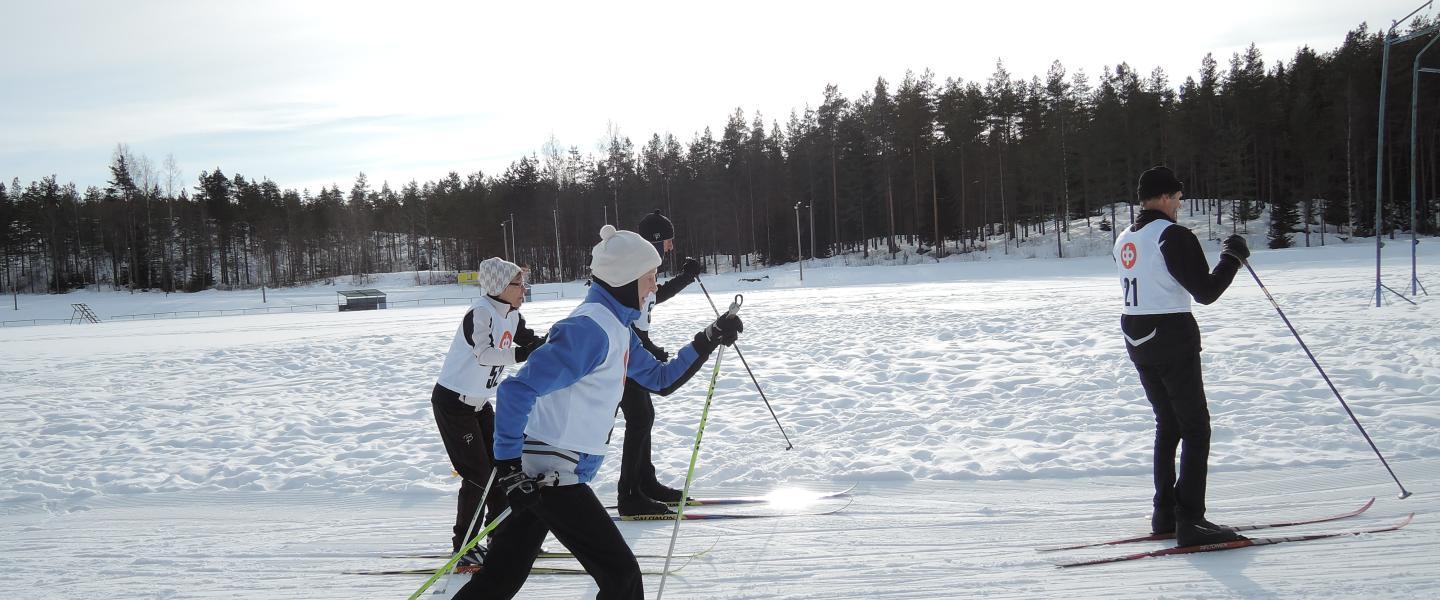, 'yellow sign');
458,271,479,285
